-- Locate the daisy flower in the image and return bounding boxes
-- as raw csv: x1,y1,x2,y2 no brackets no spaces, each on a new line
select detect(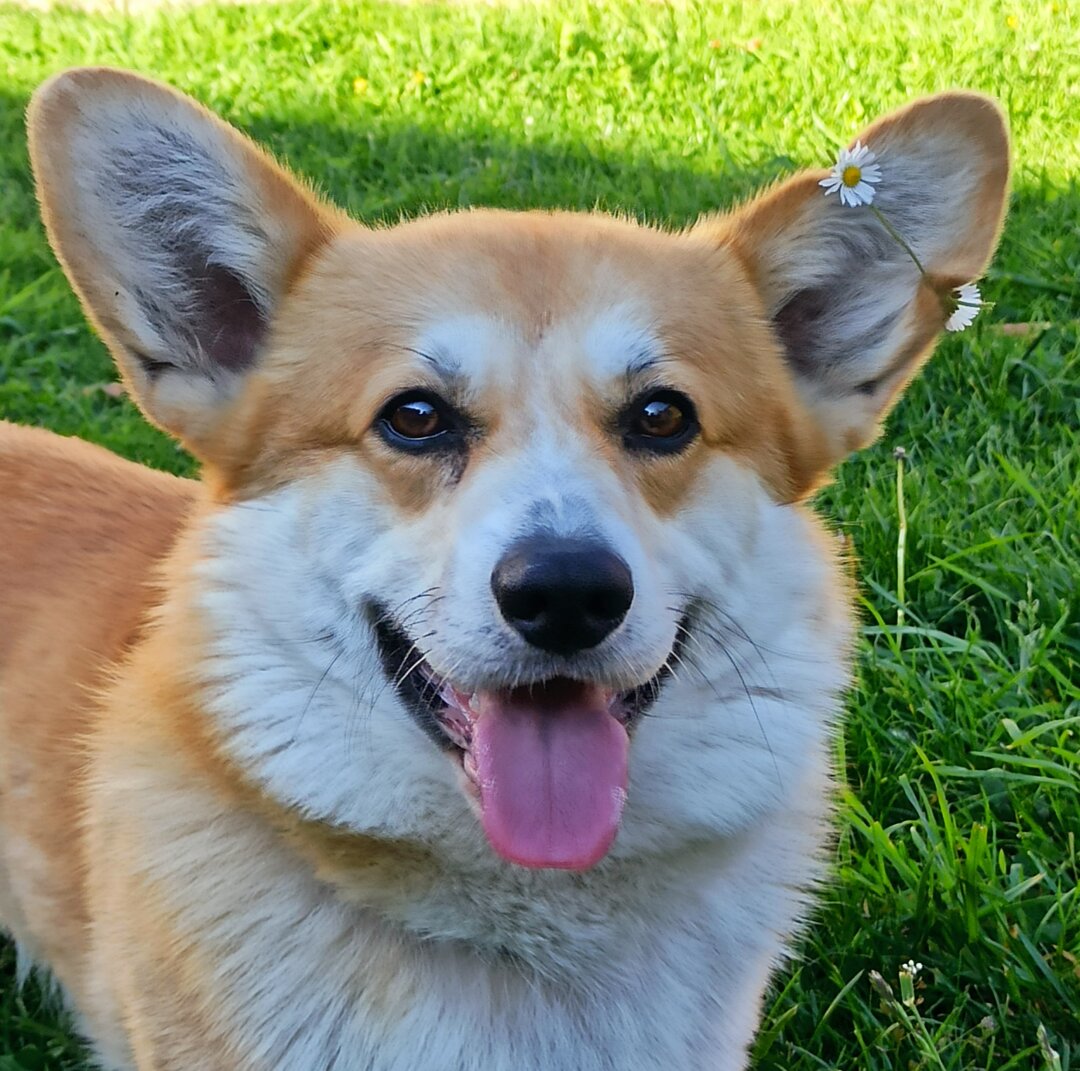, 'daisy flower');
819,141,882,207
945,282,983,332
